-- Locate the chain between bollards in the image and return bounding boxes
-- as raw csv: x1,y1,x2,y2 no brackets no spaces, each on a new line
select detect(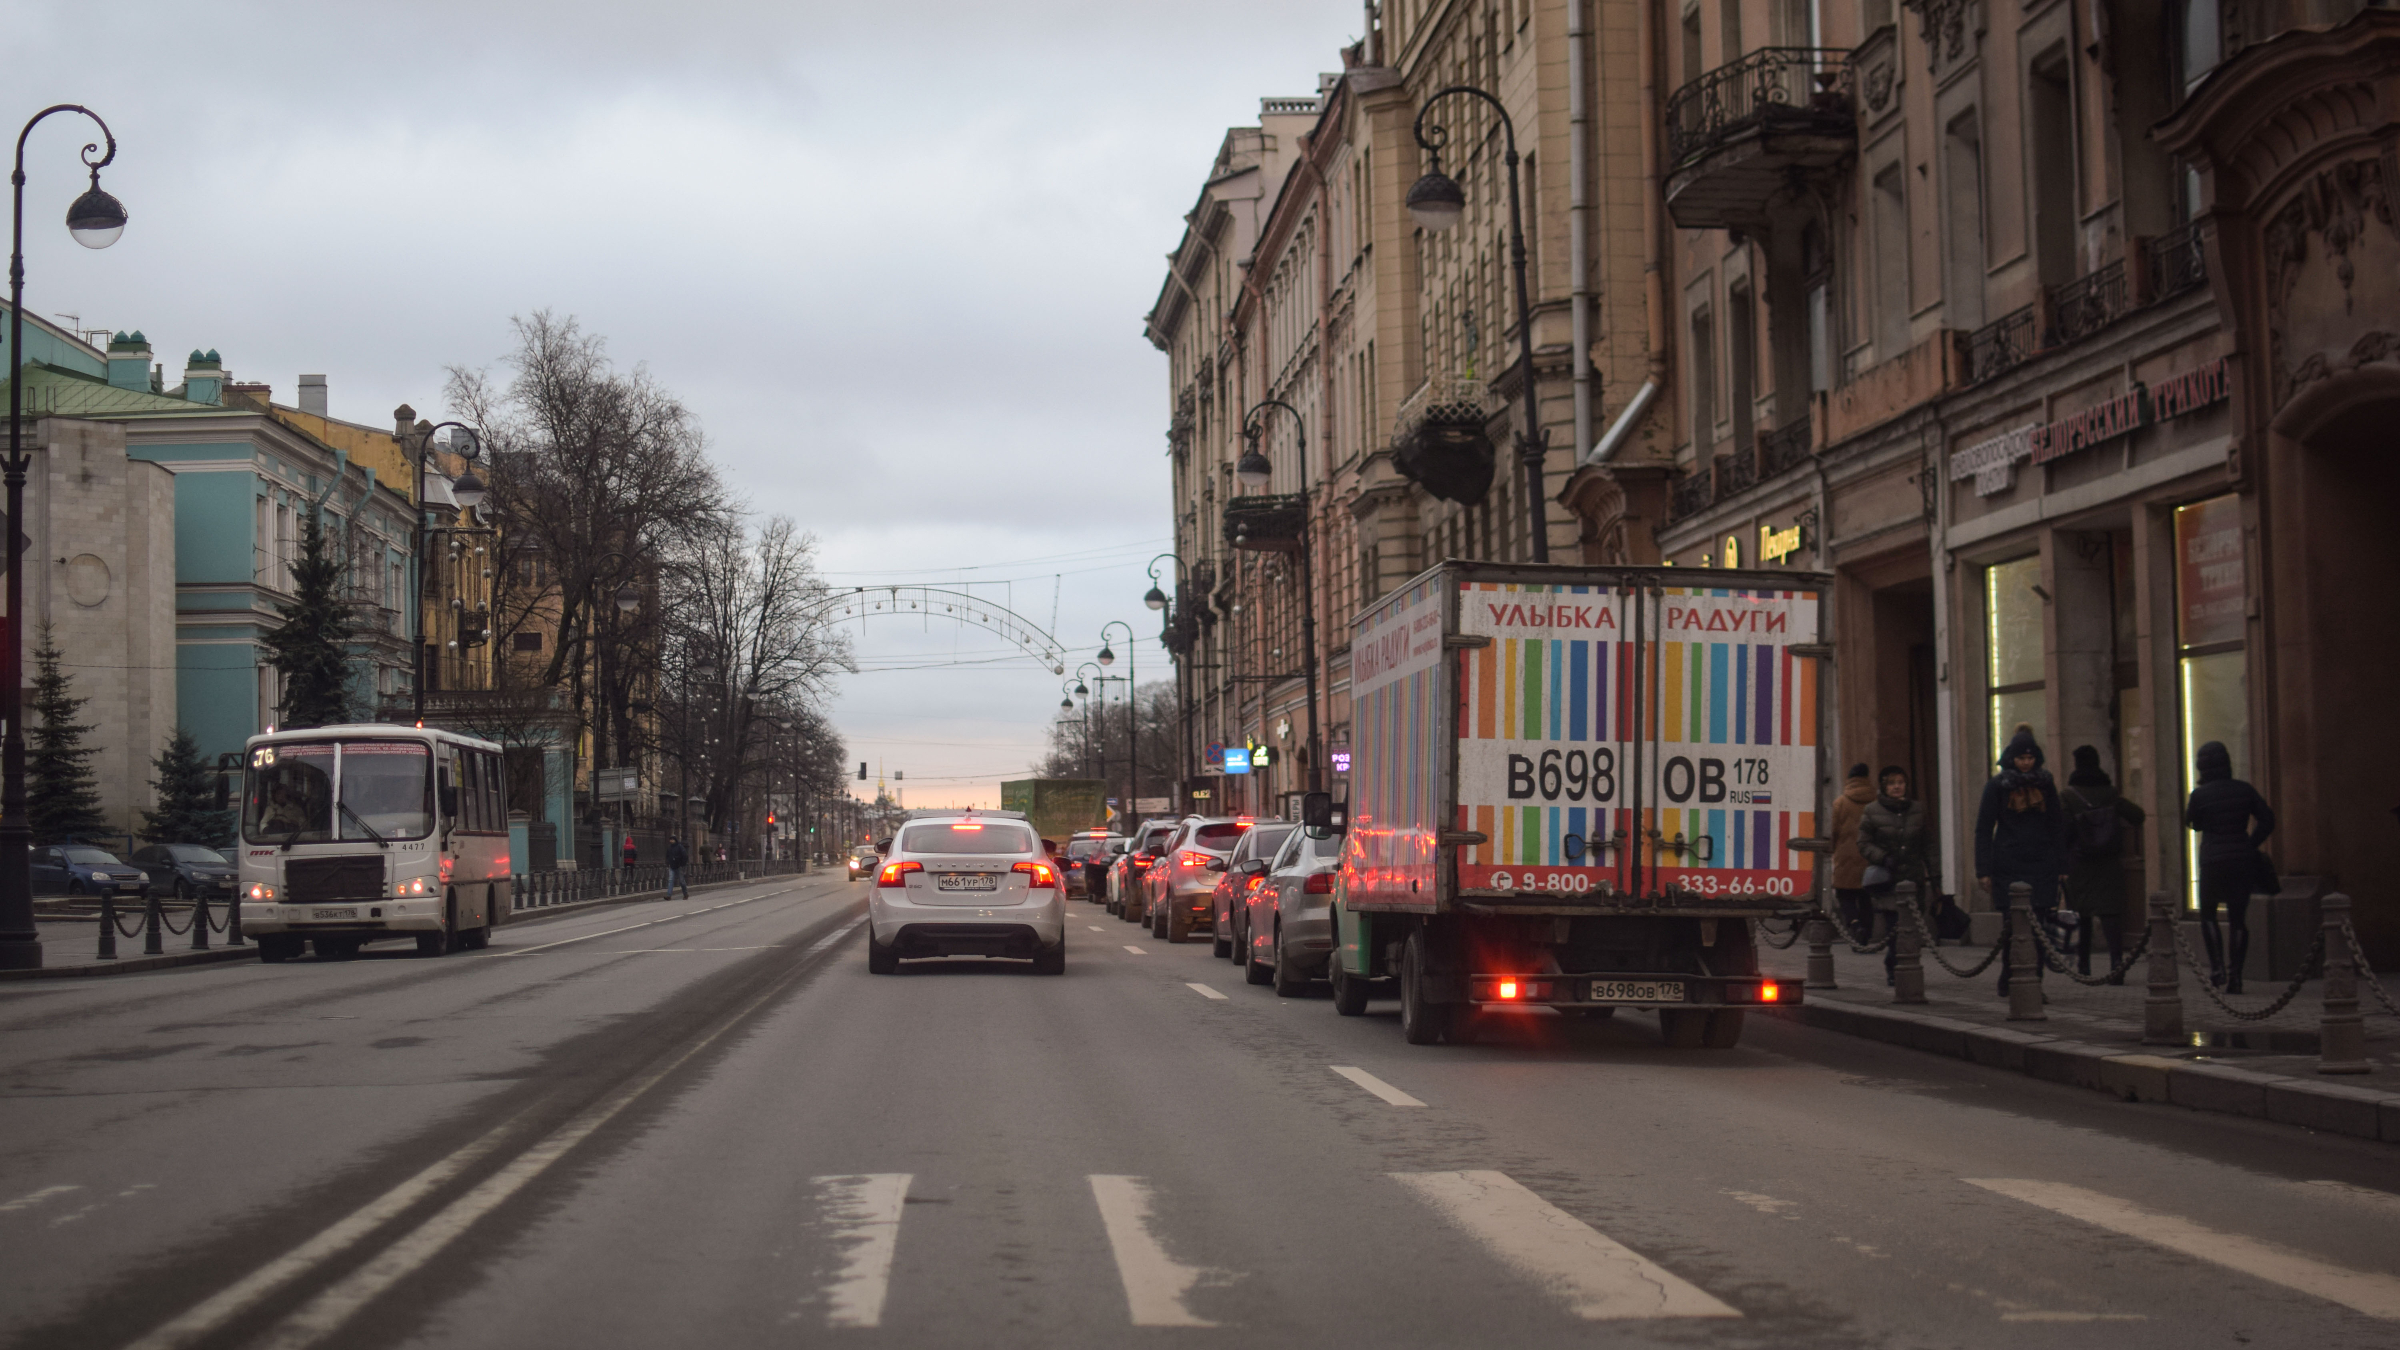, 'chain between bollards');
2319,892,2368,1074
2143,890,2183,1045
2006,881,2044,1020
